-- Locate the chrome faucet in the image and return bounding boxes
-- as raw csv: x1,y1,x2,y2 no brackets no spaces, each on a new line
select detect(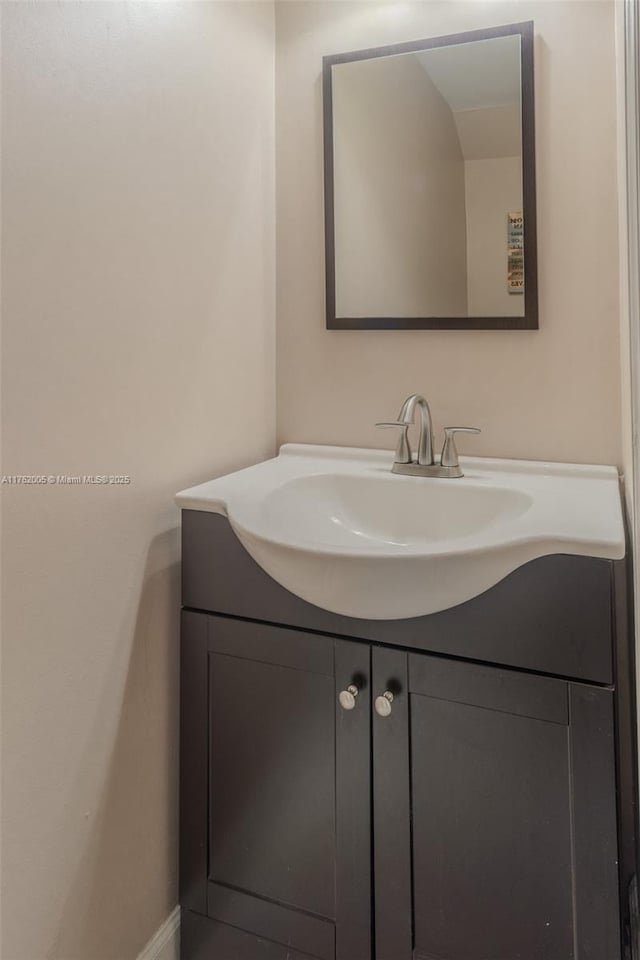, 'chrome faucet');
376,393,480,478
